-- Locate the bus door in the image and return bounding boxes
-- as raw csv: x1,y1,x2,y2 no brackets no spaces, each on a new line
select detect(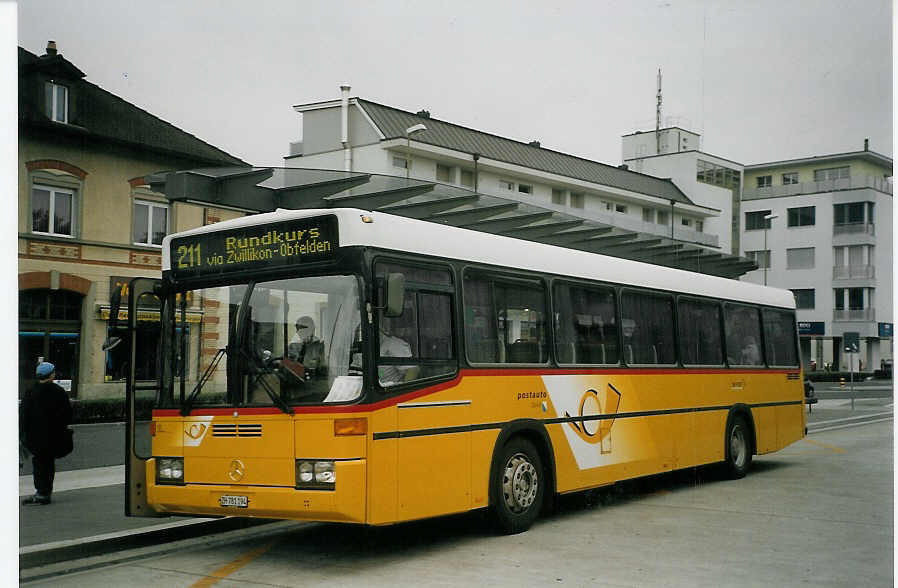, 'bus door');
109,277,168,517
